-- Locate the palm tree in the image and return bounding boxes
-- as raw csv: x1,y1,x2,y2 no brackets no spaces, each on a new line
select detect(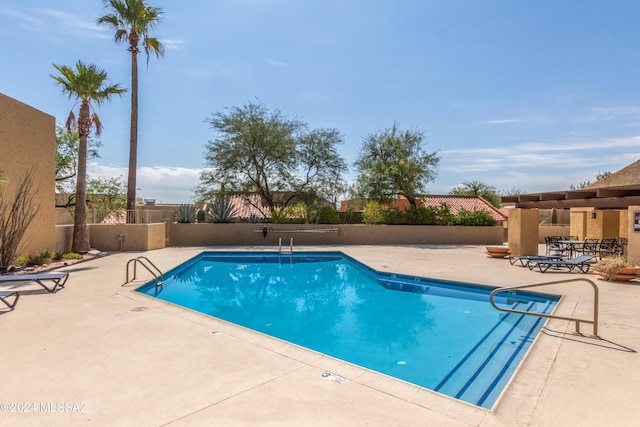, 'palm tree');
97,0,164,223
51,61,126,252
